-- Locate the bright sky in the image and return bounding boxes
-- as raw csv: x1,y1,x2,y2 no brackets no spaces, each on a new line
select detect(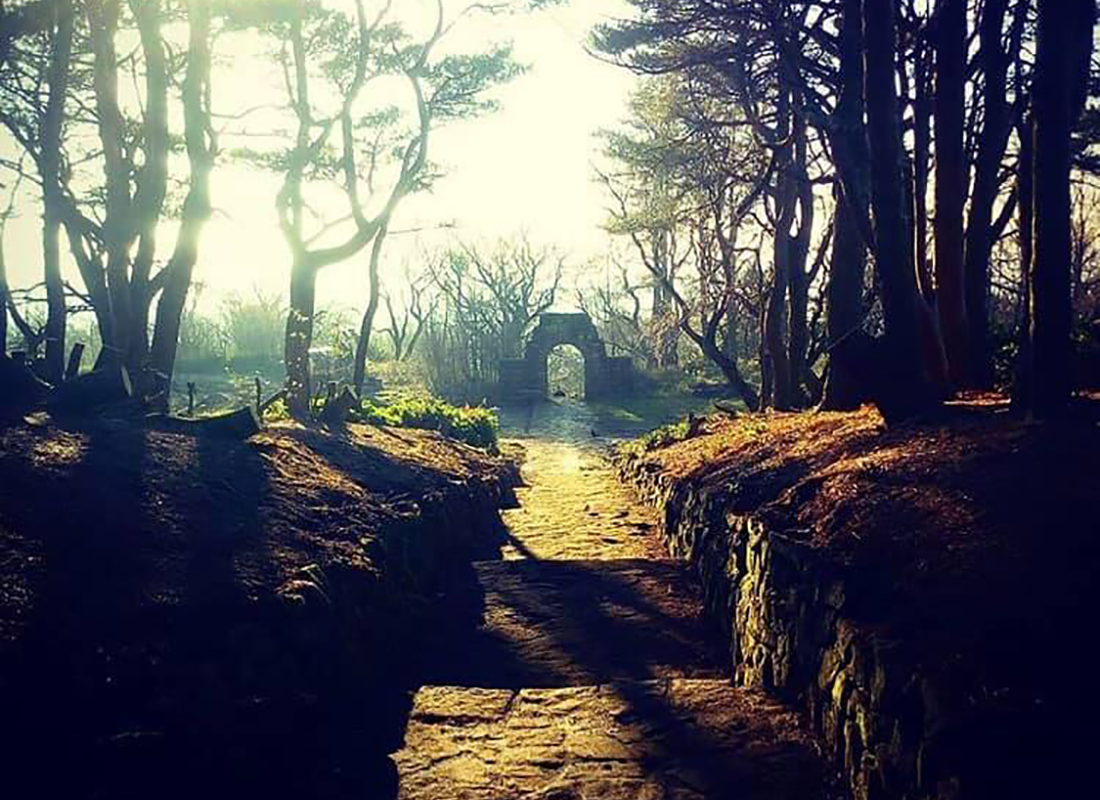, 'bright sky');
2,0,637,315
